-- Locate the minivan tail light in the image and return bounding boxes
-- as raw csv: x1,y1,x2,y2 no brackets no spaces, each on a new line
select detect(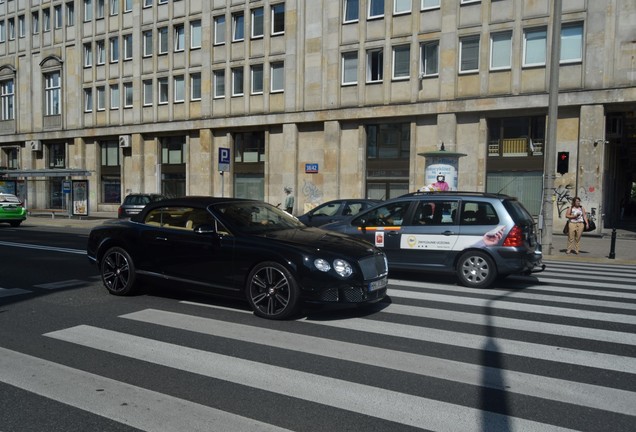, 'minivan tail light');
503,225,523,247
